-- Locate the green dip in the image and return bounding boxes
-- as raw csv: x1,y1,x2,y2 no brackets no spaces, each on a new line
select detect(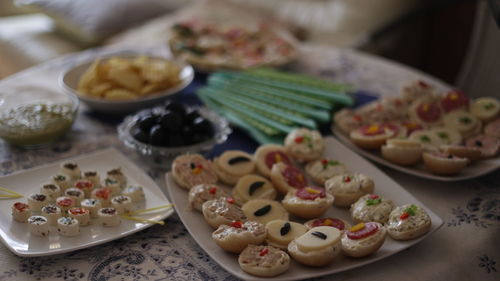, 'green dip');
0,103,75,147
